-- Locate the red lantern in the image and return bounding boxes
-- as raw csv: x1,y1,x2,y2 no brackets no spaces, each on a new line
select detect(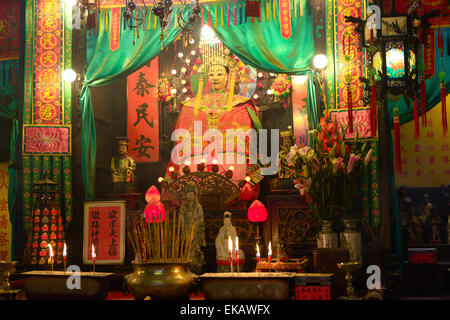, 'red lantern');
239,182,256,201
144,199,166,223
145,185,161,203
247,200,267,223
